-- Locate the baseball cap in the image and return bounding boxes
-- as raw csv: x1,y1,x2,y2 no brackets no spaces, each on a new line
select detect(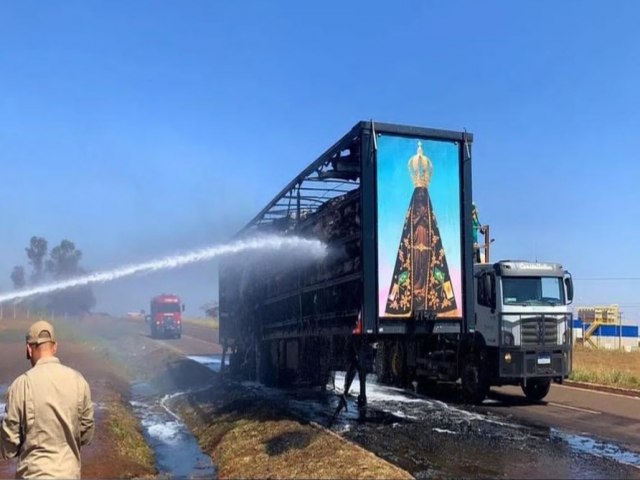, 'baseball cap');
26,320,57,345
